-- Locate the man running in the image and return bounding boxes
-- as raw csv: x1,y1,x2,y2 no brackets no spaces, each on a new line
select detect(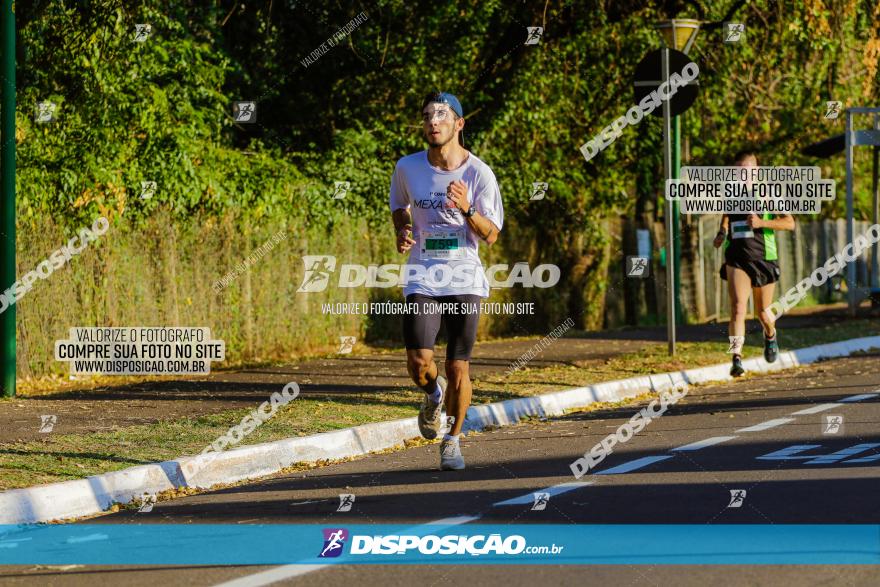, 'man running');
714,151,795,376
389,91,503,470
